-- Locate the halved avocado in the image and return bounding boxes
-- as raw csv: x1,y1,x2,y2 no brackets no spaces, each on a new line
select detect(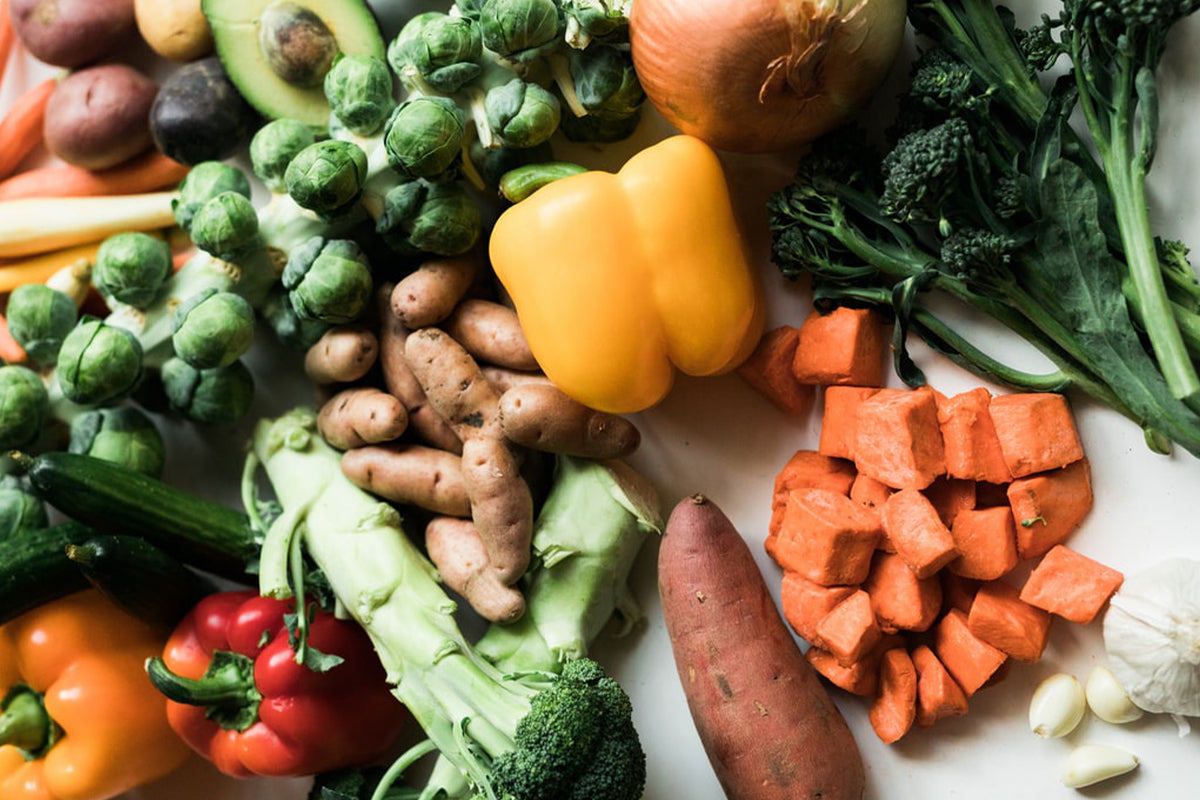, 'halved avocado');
202,0,386,129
